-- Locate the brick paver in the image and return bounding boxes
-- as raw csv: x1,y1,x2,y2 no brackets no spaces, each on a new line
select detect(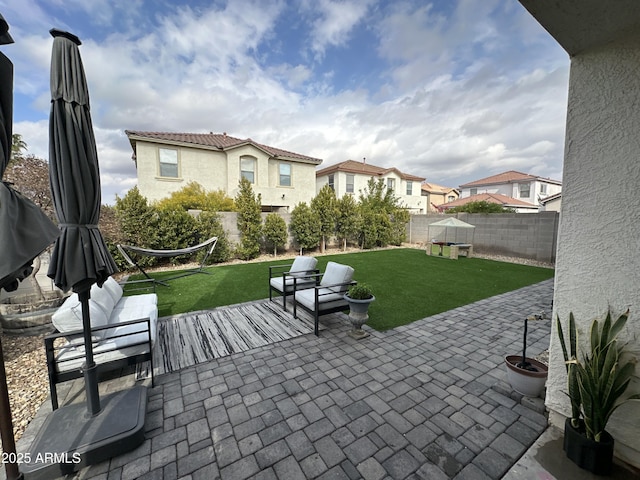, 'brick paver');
19,279,553,480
